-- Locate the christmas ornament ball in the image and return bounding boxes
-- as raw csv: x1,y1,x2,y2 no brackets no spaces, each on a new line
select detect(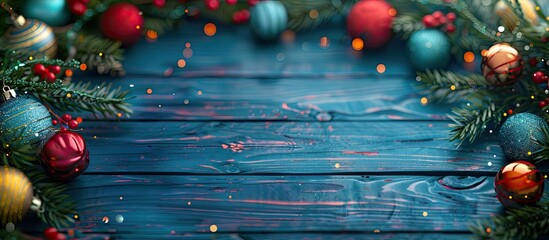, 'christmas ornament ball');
100,3,144,46
499,113,548,161
0,166,34,226
0,92,53,156
482,43,523,86
250,1,288,40
41,131,90,181
407,29,451,70
4,18,58,59
347,0,394,49
495,161,544,207
22,0,71,26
